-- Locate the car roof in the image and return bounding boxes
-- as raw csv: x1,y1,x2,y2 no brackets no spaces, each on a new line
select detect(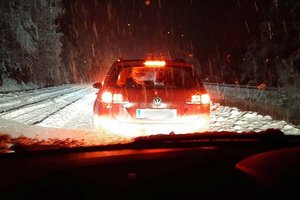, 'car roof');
112,59,193,68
